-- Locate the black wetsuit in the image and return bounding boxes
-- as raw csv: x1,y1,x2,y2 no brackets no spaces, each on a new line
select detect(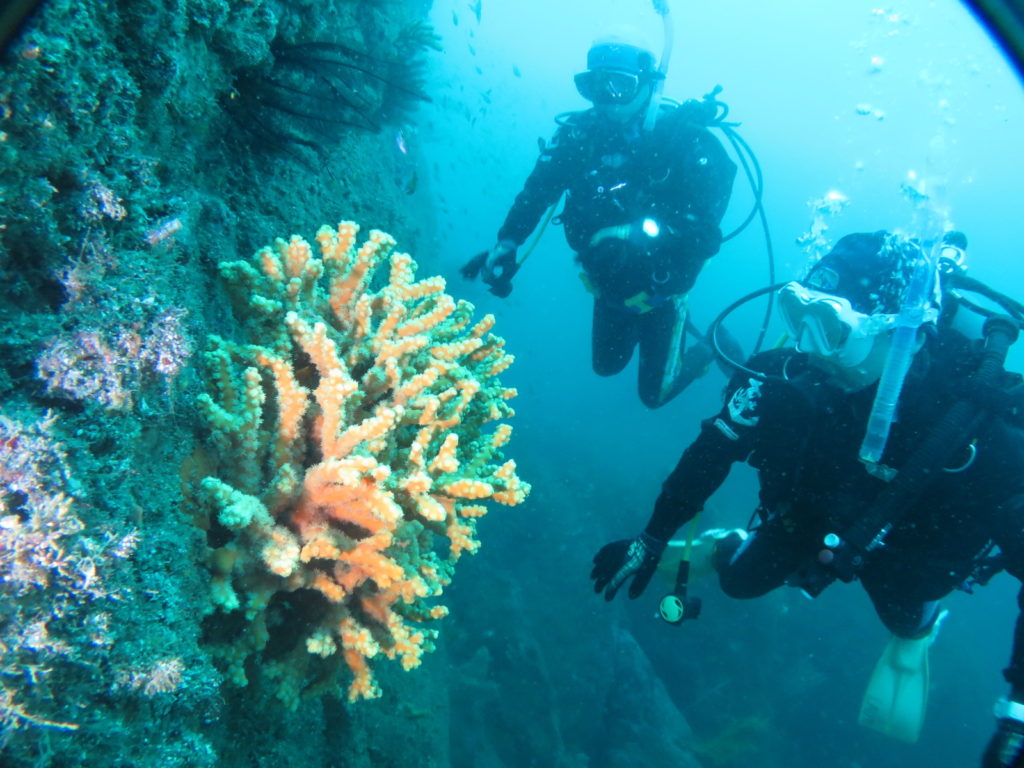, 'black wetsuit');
497,103,736,408
644,329,1024,691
